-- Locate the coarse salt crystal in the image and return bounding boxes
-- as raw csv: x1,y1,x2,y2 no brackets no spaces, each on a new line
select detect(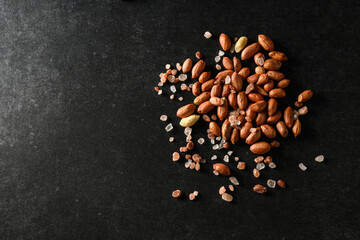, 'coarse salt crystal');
193,191,199,196
186,135,192,142
218,50,225,56
230,90,236,94
234,157,239,161
267,179,276,188
179,74,187,81
210,139,215,144
169,137,174,142
236,120,241,125
213,170,219,175
215,64,221,70
229,176,239,185
256,162,265,171
215,56,221,62
184,127,192,136
170,85,176,93
227,151,233,156
185,161,190,168
299,163,307,171
165,64,171,69
213,144,220,150
180,83,187,90
215,136,221,141
315,155,324,162
250,128,257,133
211,155,217,160
204,31,212,39
178,97,183,101
220,139,226,144
269,162,276,169
158,82,163,86
229,116,236,123
176,63,182,71
188,84,194,88
160,115,168,121
167,75,175,83
157,89,162,95
223,155,229,162
169,94,174,100
197,138,205,145
225,75,231,84
165,123,173,132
